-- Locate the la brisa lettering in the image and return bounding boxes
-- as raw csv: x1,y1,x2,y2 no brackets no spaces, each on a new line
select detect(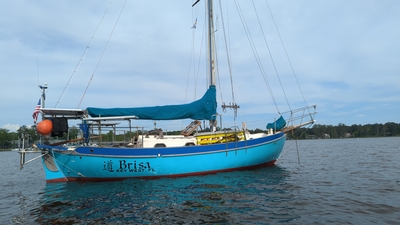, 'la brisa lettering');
103,160,155,173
